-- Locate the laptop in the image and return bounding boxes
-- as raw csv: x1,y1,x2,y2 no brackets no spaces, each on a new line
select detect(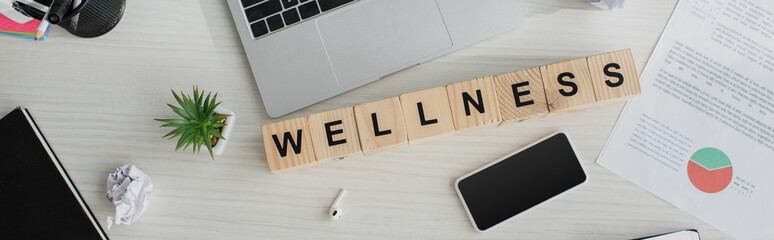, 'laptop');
225,0,523,117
